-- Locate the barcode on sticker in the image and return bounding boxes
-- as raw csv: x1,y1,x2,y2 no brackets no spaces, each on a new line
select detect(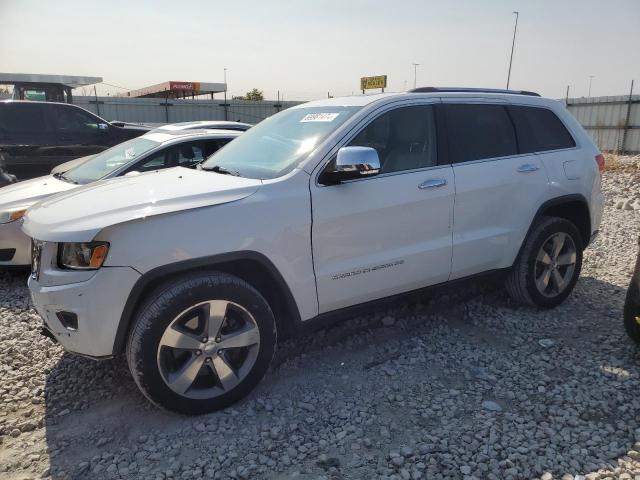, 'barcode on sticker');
300,113,340,122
